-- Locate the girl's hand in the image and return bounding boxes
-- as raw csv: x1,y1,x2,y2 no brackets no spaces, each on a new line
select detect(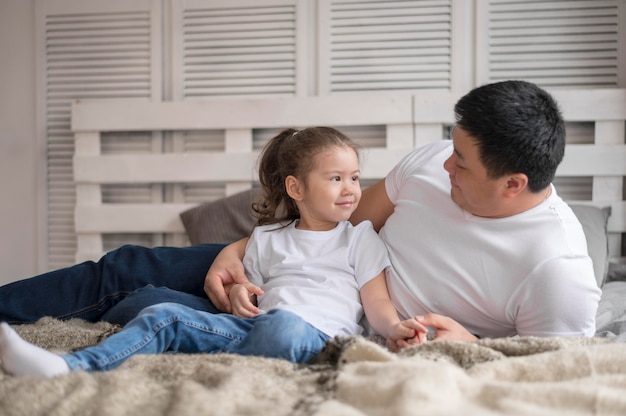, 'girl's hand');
386,318,428,352
229,282,264,318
